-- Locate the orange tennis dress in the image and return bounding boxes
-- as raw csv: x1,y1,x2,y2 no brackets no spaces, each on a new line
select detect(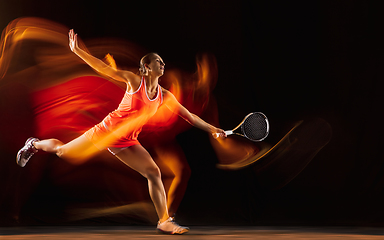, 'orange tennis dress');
84,77,163,148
